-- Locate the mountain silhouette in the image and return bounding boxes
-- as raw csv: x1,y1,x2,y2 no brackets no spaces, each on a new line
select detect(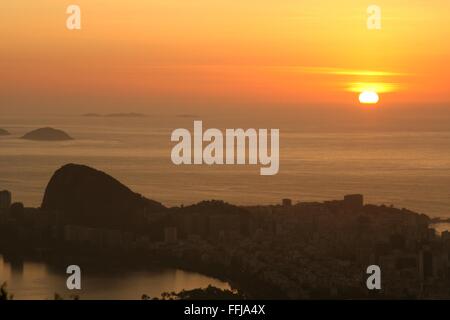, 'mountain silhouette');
0,128,10,136
41,164,166,229
21,127,73,141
